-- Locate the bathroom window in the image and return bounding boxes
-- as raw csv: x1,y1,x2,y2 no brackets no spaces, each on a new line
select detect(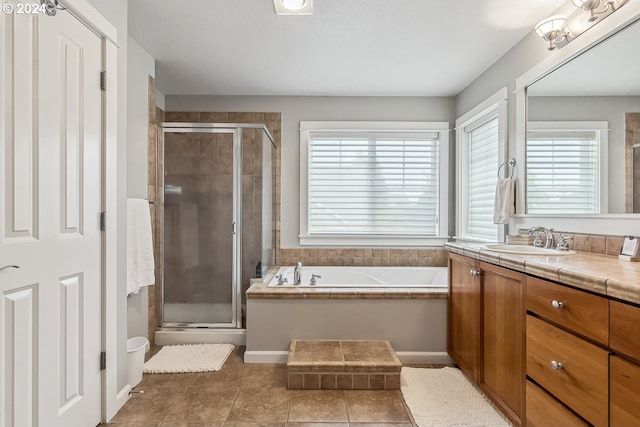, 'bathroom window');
527,121,608,214
456,88,508,242
299,121,450,246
